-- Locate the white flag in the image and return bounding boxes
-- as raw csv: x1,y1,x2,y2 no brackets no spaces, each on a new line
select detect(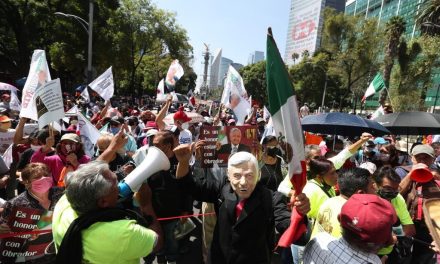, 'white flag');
81,87,90,103
9,90,21,111
89,67,114,101
220,66,251,125
156,60,184,102
1,144,13,170
20,50,52,120
77,111,101,157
